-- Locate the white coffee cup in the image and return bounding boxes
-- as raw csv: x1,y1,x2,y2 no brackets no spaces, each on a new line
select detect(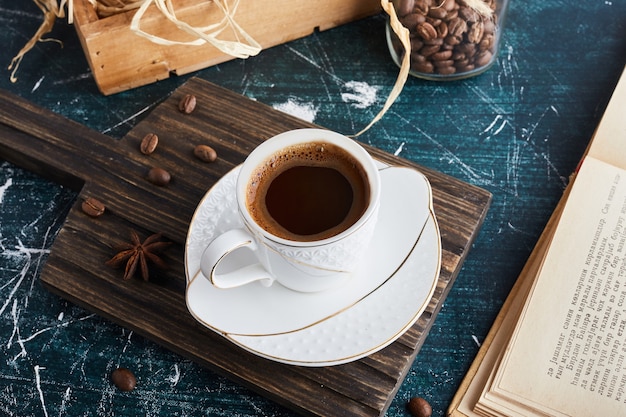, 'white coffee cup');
200,128,381,292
